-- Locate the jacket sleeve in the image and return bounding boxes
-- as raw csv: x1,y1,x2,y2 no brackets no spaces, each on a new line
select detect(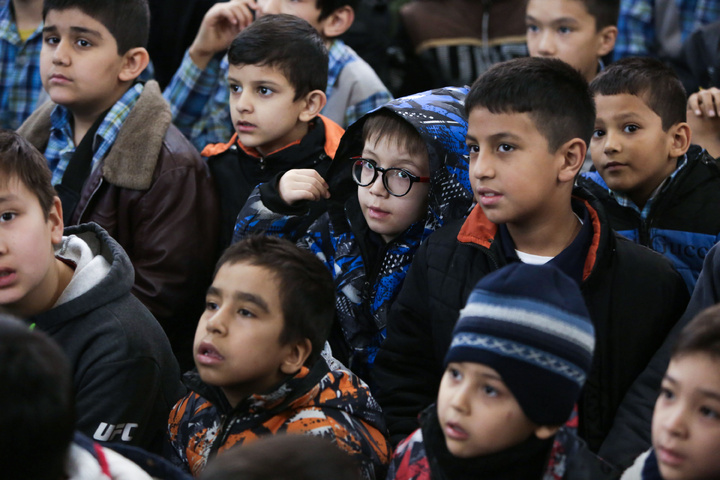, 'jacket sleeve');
123,147,219,369
372,239,441,446
598,243,720,469
74,355,170,453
